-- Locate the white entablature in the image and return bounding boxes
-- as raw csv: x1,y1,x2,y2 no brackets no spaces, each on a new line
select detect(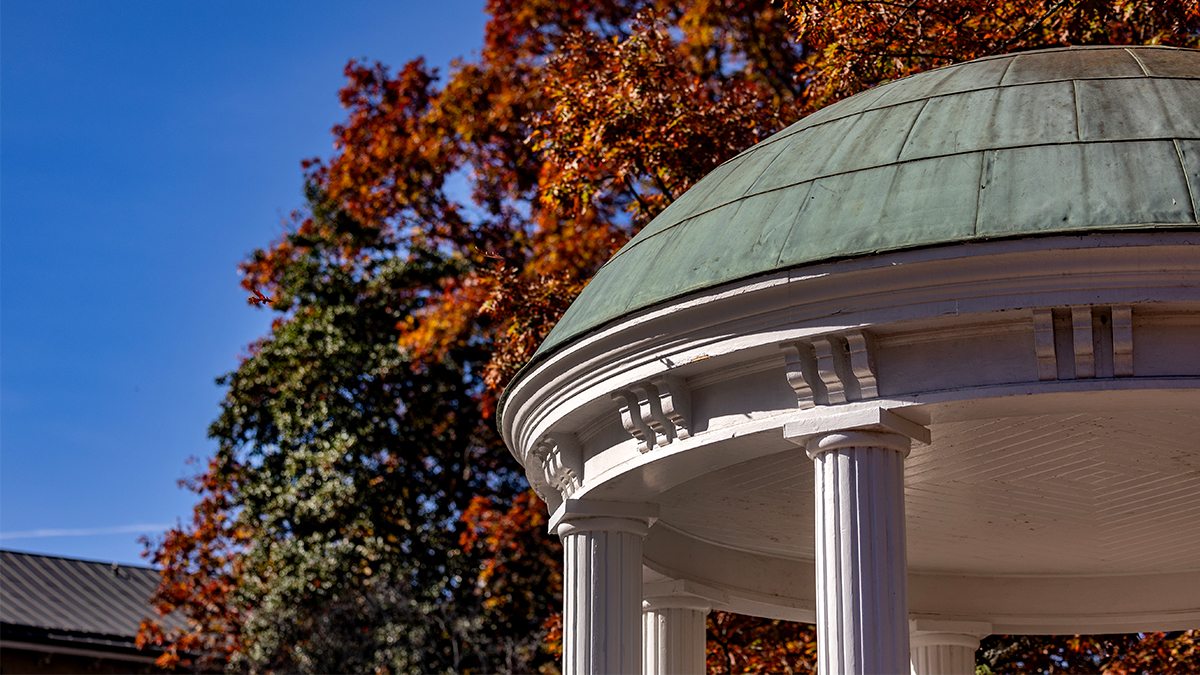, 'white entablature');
504,232,1200,641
